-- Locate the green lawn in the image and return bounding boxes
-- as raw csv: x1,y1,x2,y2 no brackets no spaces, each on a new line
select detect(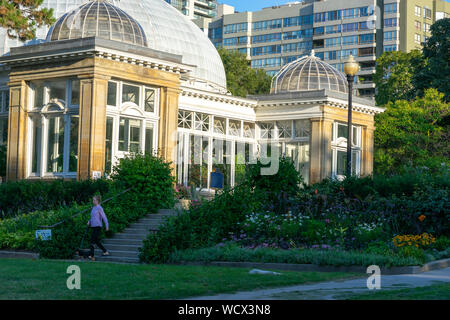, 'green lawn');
345,283,450,300
0,258,359,299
